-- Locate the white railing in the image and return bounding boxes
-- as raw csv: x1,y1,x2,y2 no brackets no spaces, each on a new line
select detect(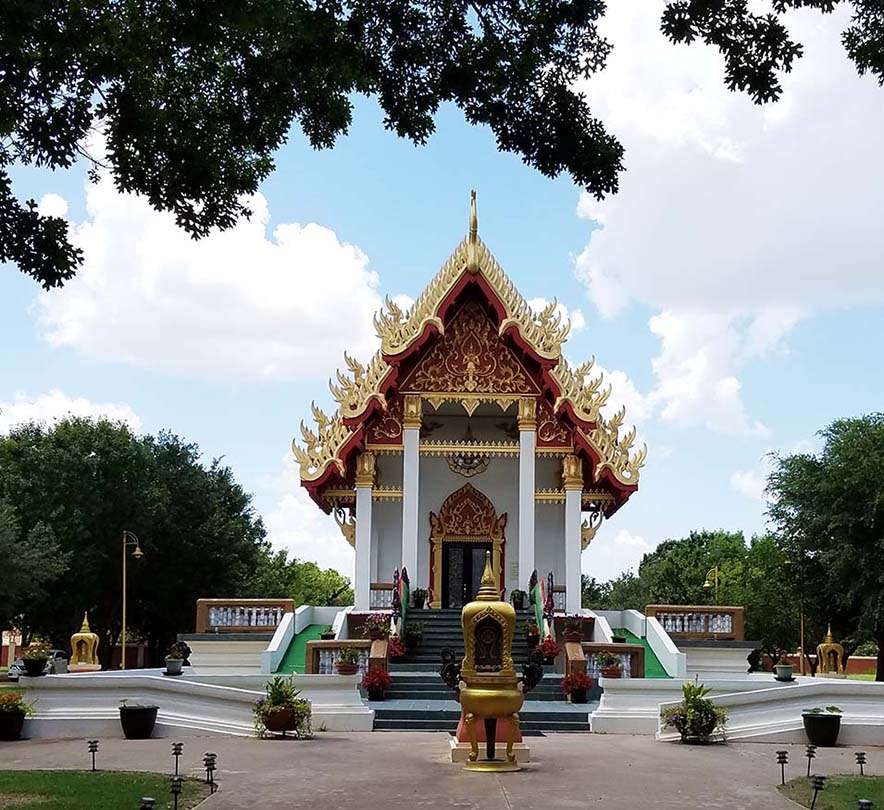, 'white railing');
260,612,295,674
207,605,285,629
370,585,394,610
552,589,566,613
317,648,370,676
656,611,733,635
585,651,632,679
